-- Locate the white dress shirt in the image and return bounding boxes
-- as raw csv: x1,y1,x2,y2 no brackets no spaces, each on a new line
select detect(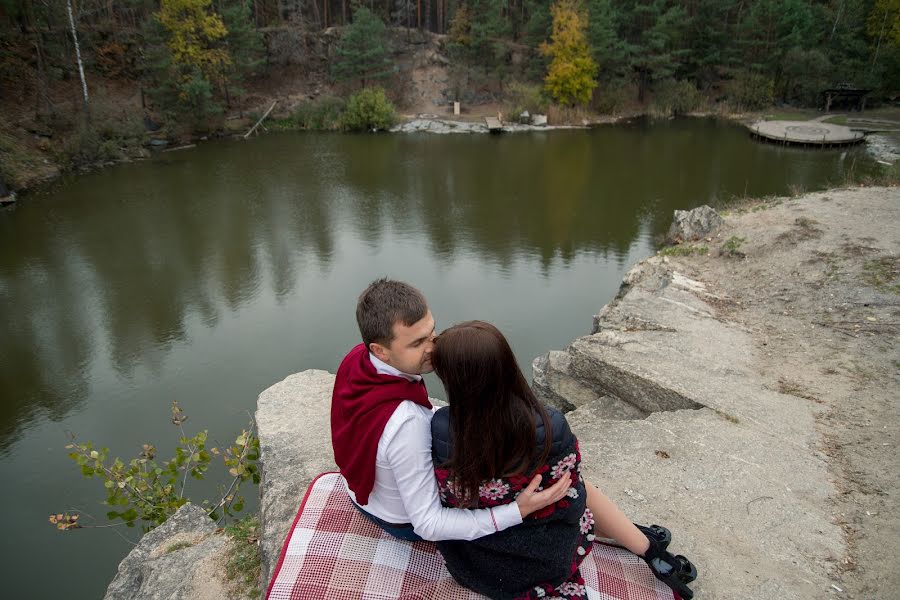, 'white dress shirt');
344,353,523,541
